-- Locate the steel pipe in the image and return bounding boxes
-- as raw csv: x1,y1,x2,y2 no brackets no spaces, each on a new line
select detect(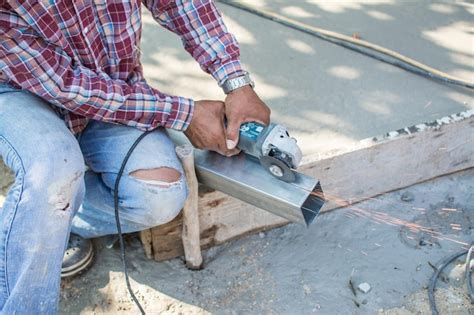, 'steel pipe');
169,131,325,226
